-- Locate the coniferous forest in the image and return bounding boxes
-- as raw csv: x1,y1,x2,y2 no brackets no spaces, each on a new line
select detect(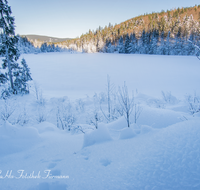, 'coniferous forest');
49,5,200,56
3,5,200,56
